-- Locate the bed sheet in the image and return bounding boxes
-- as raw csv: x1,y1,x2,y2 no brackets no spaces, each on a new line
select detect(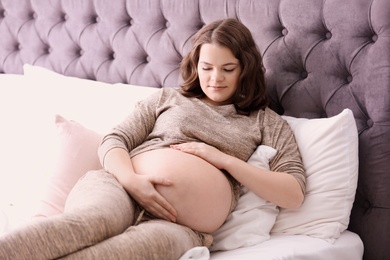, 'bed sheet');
210,231,363,260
